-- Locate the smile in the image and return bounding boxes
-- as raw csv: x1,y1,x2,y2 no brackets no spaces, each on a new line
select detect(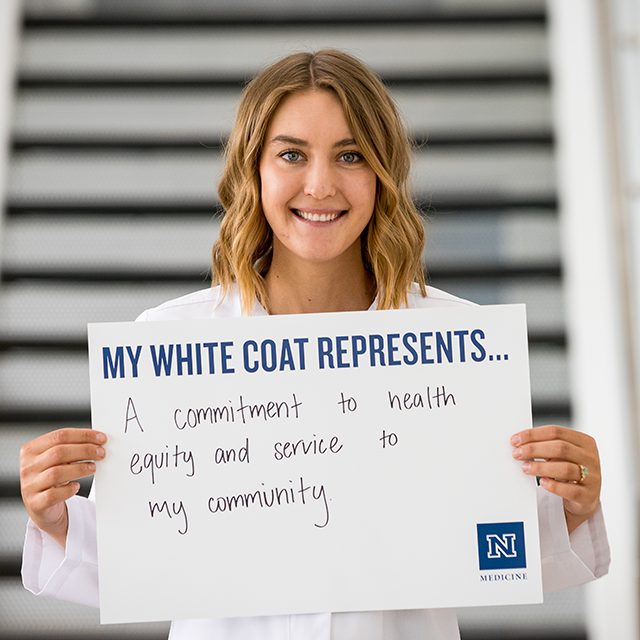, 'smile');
293,209,345,222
